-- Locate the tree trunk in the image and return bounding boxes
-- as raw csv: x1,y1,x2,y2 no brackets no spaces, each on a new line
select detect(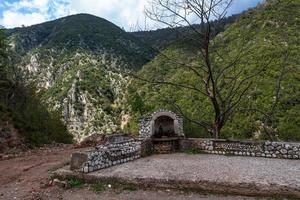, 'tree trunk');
212,124,220,139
